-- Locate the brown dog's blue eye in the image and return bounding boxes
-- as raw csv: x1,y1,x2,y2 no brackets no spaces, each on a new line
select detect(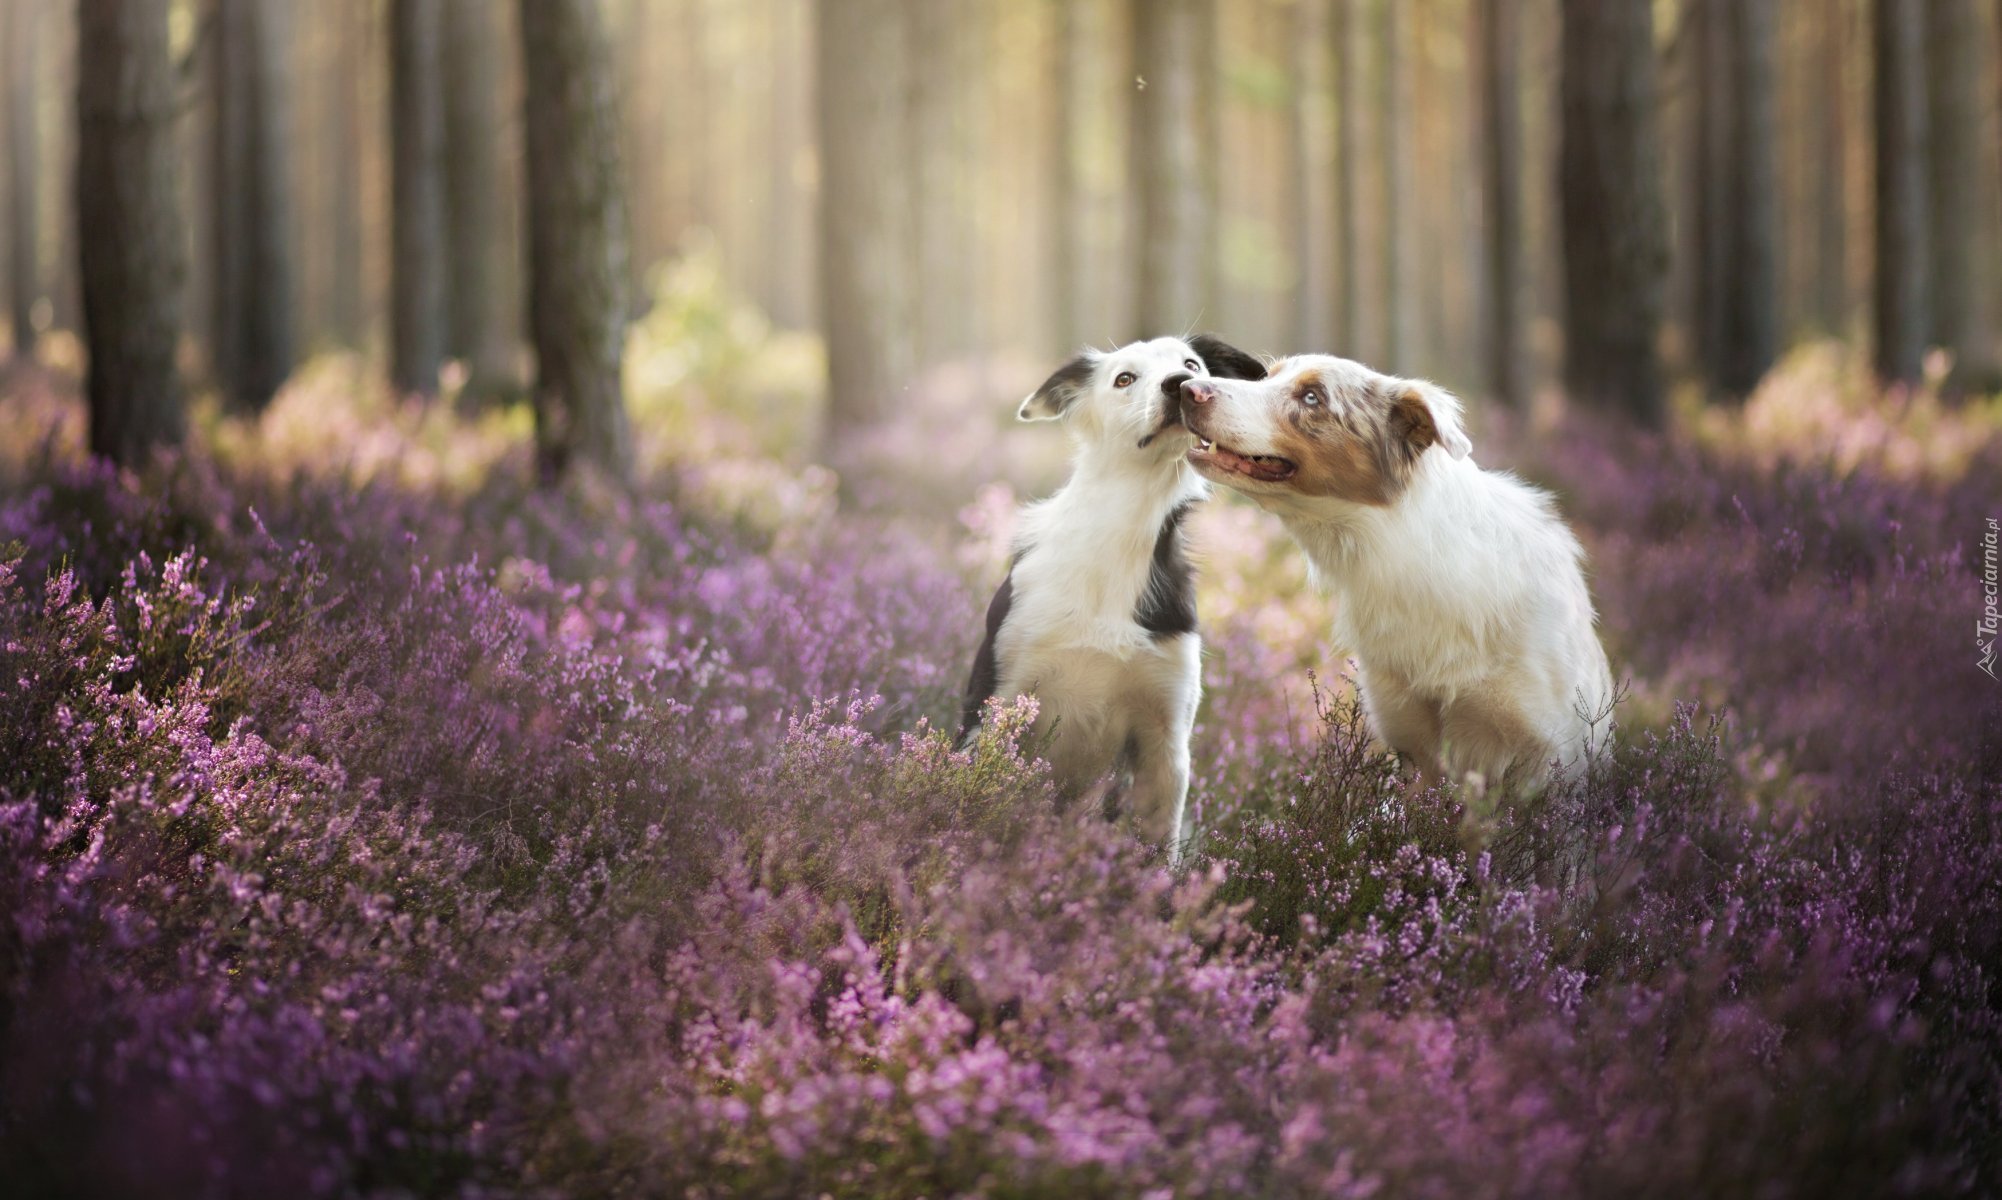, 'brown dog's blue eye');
1301,388,1324,407
1114,372,1137,389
